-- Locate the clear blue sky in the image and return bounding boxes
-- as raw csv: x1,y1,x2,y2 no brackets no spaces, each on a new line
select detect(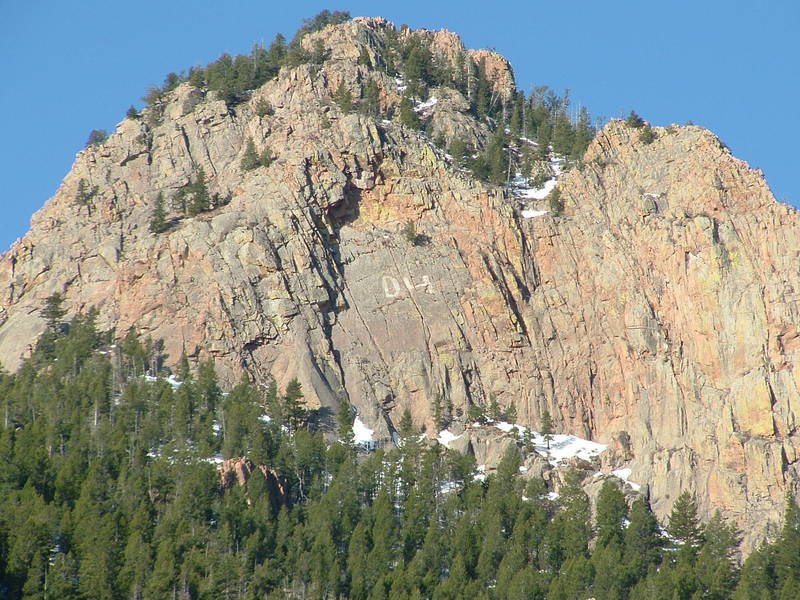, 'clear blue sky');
2,1,797,252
